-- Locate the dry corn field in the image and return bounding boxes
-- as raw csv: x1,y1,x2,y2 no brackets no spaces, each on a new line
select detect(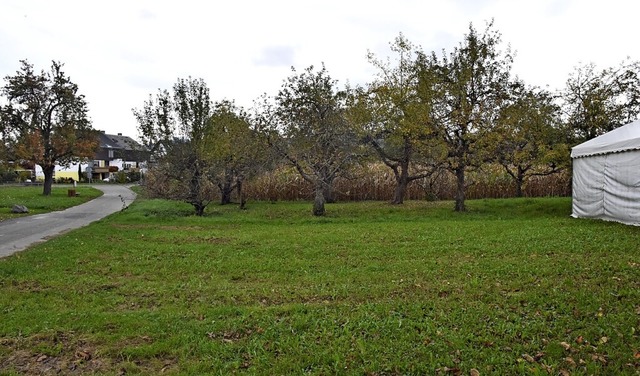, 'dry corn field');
242,164,572,202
